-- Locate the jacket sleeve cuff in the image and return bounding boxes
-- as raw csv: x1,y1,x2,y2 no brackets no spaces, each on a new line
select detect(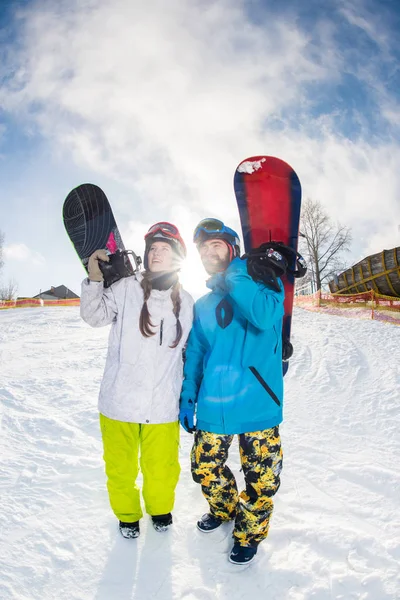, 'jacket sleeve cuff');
81,278,104,296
